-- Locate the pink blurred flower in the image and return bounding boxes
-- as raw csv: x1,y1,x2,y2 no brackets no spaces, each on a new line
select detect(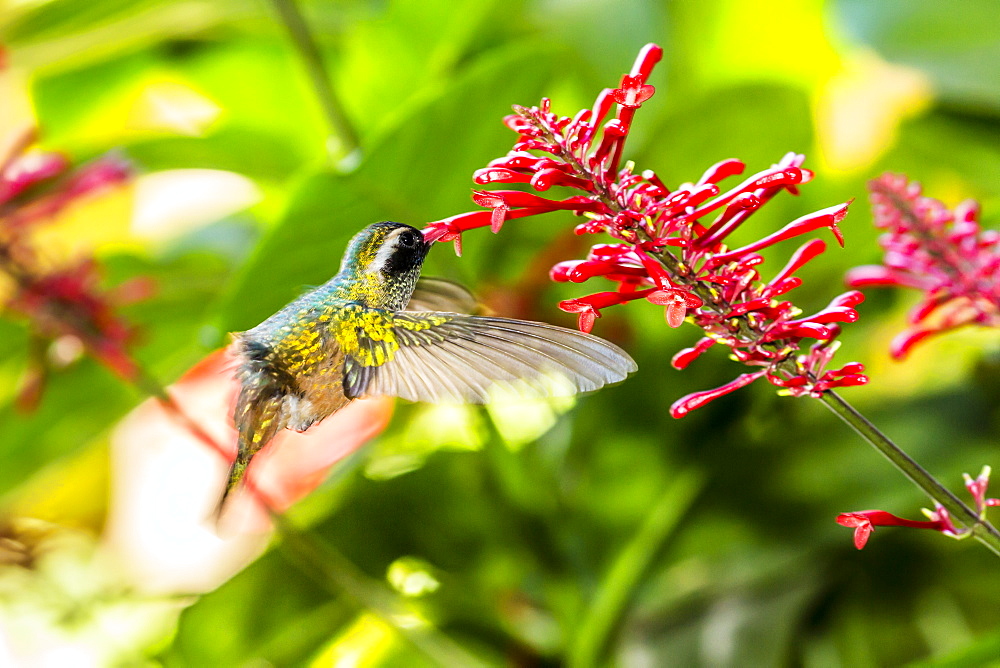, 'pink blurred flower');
103,347,394,592
0,127,131,232
424,43,865,417
847,174,1000,358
